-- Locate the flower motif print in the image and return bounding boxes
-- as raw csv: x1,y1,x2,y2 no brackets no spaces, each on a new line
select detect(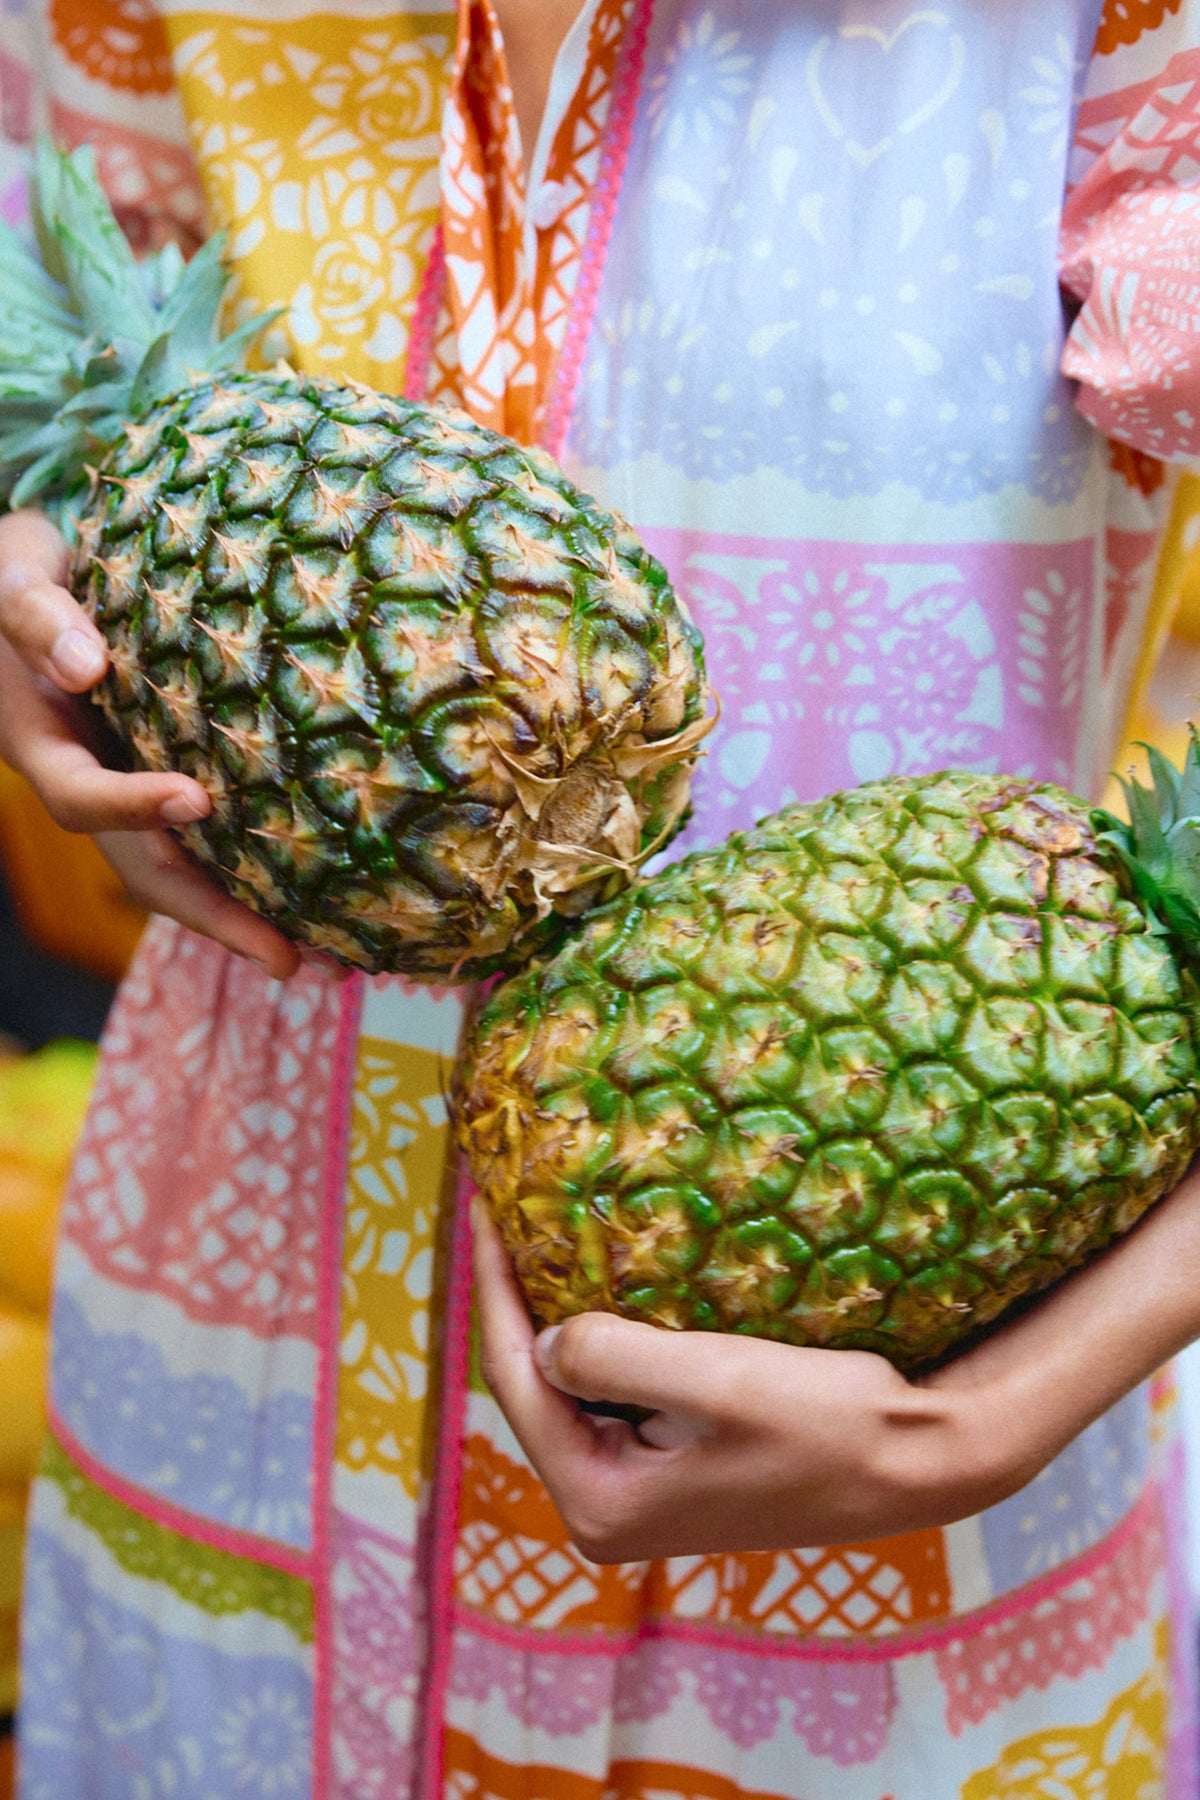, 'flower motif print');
302,35,444,152
1018,32,1080,162
167,14,453,387
637,529,1097,841
215,1687,309,1795
645,9,754,148
50,0,174,95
